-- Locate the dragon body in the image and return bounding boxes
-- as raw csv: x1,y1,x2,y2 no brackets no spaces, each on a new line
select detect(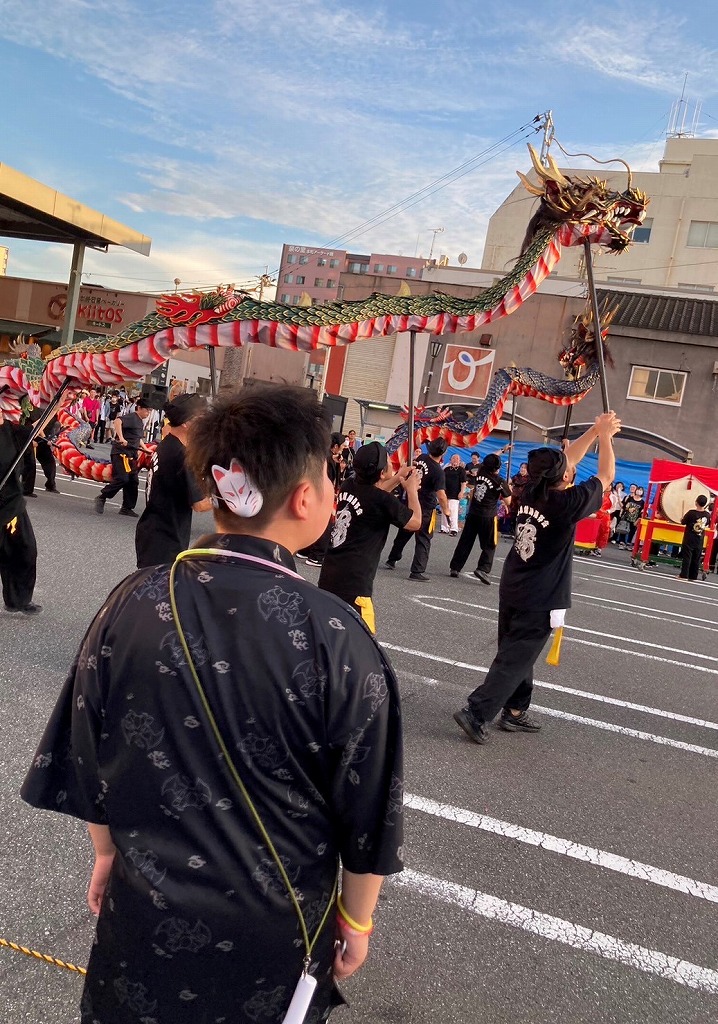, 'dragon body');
0,145,648,476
